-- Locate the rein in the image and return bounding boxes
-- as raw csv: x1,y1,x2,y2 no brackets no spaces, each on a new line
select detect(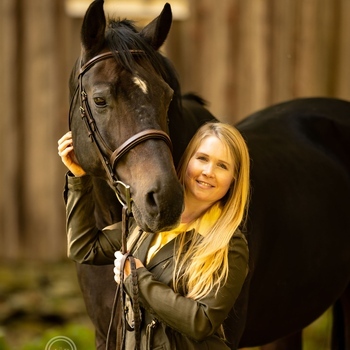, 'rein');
69,50,173,350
